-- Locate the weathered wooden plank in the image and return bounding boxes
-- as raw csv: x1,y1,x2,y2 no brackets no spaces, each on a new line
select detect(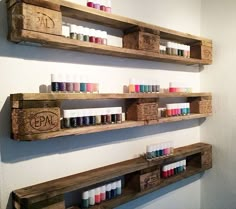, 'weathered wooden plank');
11,100,59,109
12,107,61,136
6,0,61,11
8,3,62,35
11,114,211,141
10,92,212,102
9,29,211,65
